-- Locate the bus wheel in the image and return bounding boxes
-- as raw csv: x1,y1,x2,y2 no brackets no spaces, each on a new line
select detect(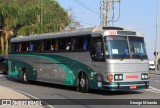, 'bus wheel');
22,69,29,84
79,73,89,93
